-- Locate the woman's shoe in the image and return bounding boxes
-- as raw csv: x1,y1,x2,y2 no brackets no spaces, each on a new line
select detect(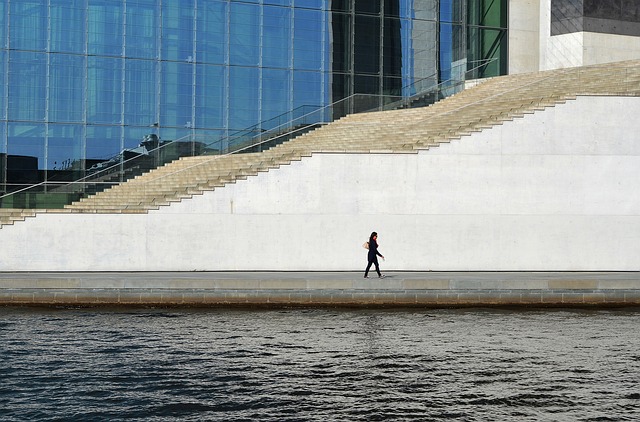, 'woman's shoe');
379,275,386,278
